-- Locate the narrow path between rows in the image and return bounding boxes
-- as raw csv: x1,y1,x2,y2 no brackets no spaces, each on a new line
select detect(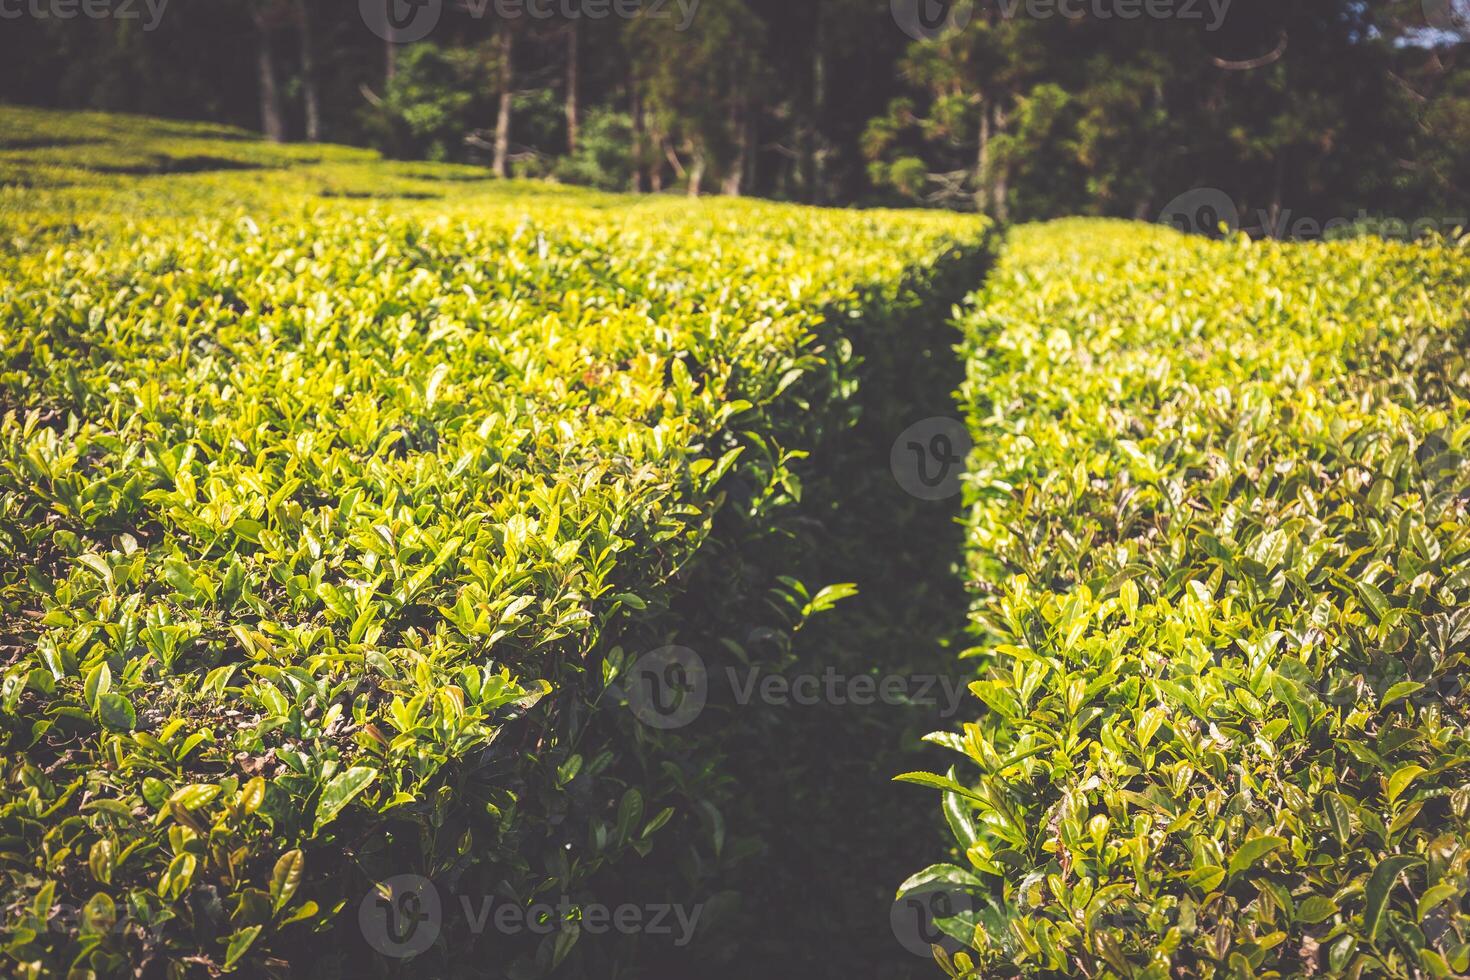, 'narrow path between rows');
705,256,993,979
